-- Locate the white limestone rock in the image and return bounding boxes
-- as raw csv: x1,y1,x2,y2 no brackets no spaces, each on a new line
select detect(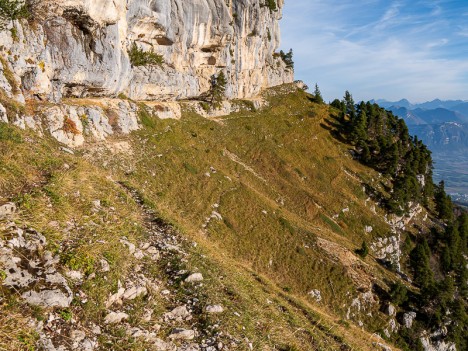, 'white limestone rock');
168,328,195,340
205,305,224,314
104,311,129,324
22,289,72,308
308,289,322,302
0,202,16,218
0,0,293,114
185,273,204,283
165,305,191,321
403,312,416,329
